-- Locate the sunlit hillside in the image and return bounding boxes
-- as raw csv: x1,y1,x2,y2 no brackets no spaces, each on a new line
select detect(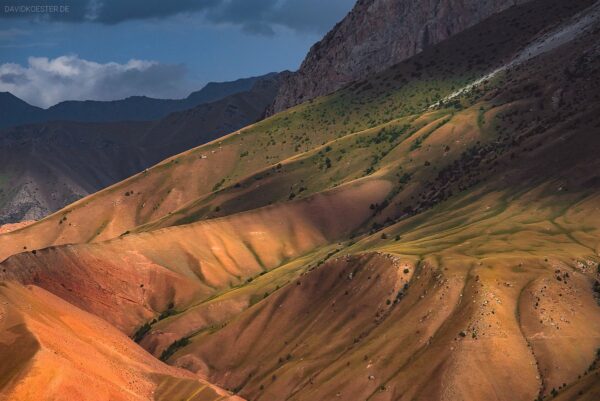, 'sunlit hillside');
1,0,599,400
